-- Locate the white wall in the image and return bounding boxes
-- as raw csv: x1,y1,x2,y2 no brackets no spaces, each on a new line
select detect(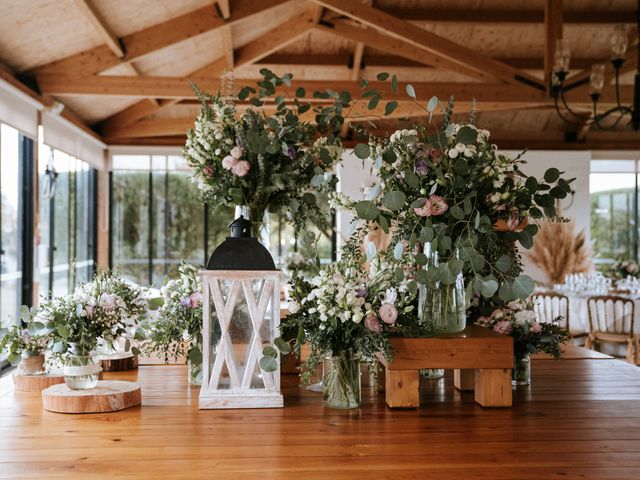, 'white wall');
337,148,593,282
503,150,591,282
